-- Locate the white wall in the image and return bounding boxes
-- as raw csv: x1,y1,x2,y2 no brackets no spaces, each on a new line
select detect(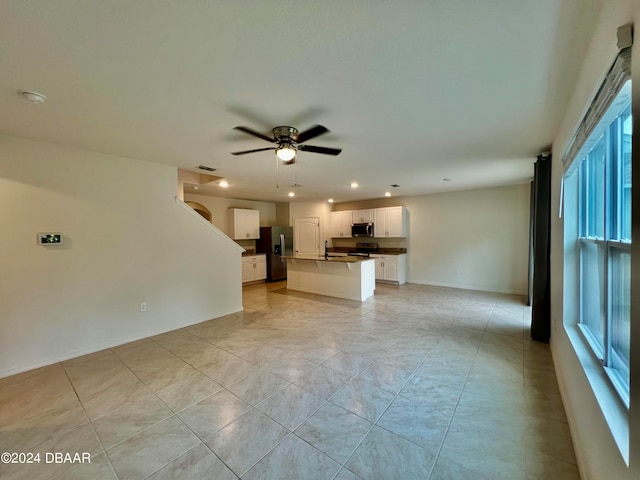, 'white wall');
403,184,530,294
334,184,531,295
0,135,244,377
549,1,638,479
276,202,290,226
183,193,277,235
